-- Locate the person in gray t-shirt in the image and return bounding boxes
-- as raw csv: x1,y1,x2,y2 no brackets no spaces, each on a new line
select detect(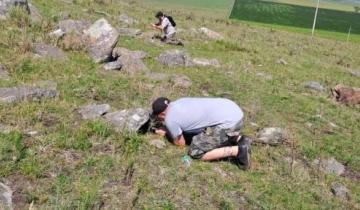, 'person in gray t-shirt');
151,11,183,46
151,97,251,170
